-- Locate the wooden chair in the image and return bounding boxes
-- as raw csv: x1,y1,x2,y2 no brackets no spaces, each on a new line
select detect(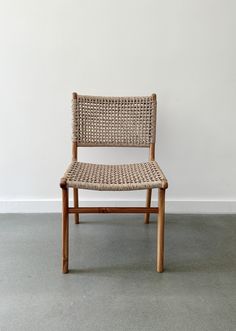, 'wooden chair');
60,93,168,274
